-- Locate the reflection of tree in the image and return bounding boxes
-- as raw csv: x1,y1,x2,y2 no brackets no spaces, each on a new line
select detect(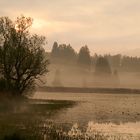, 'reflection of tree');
52,70,62,87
